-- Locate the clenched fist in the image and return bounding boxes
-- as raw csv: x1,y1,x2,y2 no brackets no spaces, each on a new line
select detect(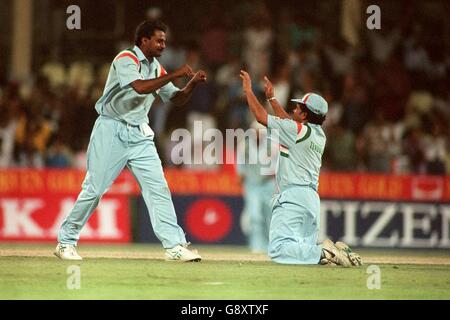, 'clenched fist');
174,64,194,78
192,70,207,83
